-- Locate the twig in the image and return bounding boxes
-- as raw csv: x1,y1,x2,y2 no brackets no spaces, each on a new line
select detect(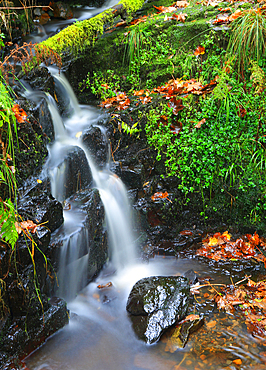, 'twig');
0,5,53,10
235,275,251,285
